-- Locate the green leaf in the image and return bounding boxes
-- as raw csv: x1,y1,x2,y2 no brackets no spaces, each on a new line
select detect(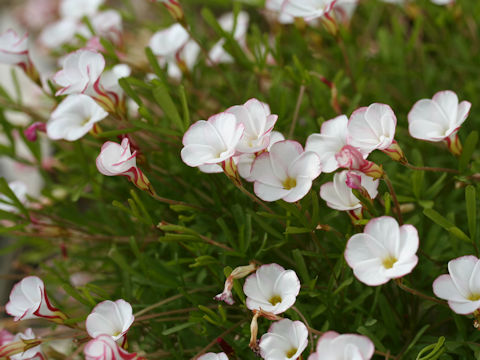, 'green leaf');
466,185,476,241
0,177,28,218
162,322,196,336
459,131,478,172
152,81,185,132
423,208,471,243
